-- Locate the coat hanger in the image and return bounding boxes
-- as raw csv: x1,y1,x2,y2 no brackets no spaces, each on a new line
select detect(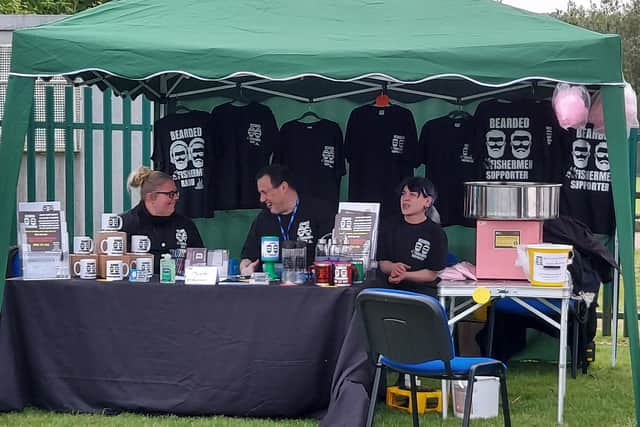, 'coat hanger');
373,82,391,107
297,102,322,123
448,99,471,120
231,82,250,106
175,104,192,113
